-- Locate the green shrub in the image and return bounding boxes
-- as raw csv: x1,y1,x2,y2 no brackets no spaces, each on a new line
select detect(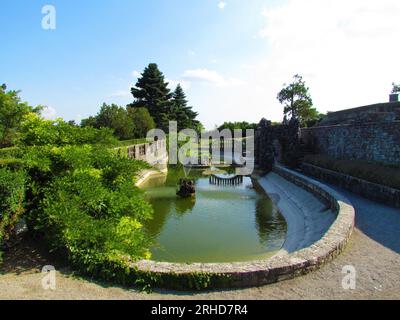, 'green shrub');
22,145,153,279
0,158,26,170
19,113,118,147
0,168,26,261
303,154,400,189
0,147,22,158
